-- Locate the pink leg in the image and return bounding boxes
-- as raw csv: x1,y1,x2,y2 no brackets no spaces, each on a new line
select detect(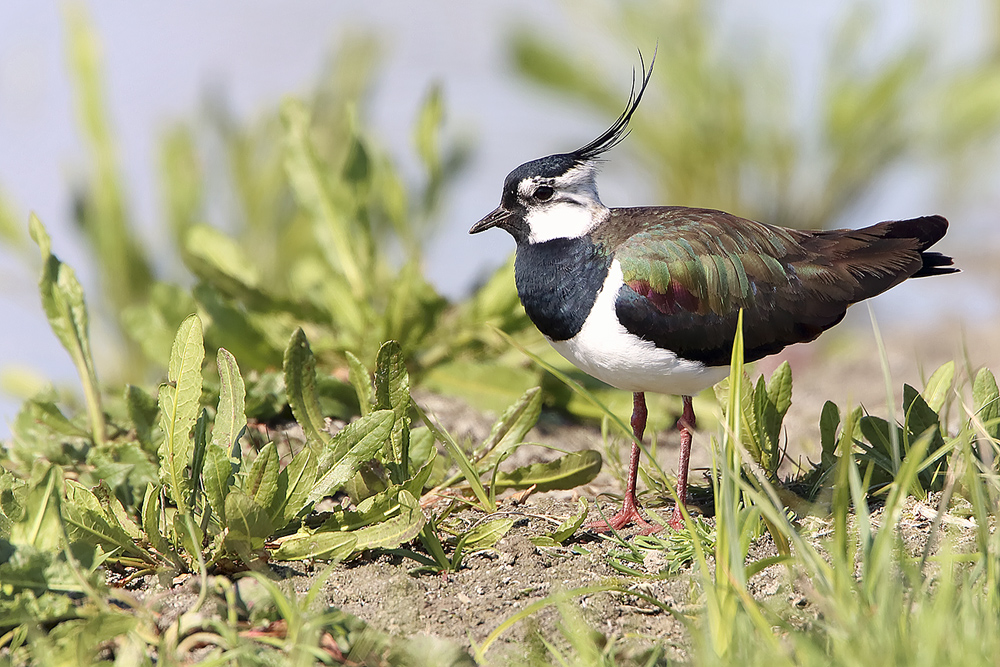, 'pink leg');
587,392,657,533
668,395,696,529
